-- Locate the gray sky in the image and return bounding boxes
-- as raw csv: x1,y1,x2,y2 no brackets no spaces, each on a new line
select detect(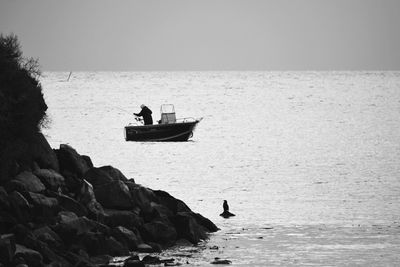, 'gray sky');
1,0,399,71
